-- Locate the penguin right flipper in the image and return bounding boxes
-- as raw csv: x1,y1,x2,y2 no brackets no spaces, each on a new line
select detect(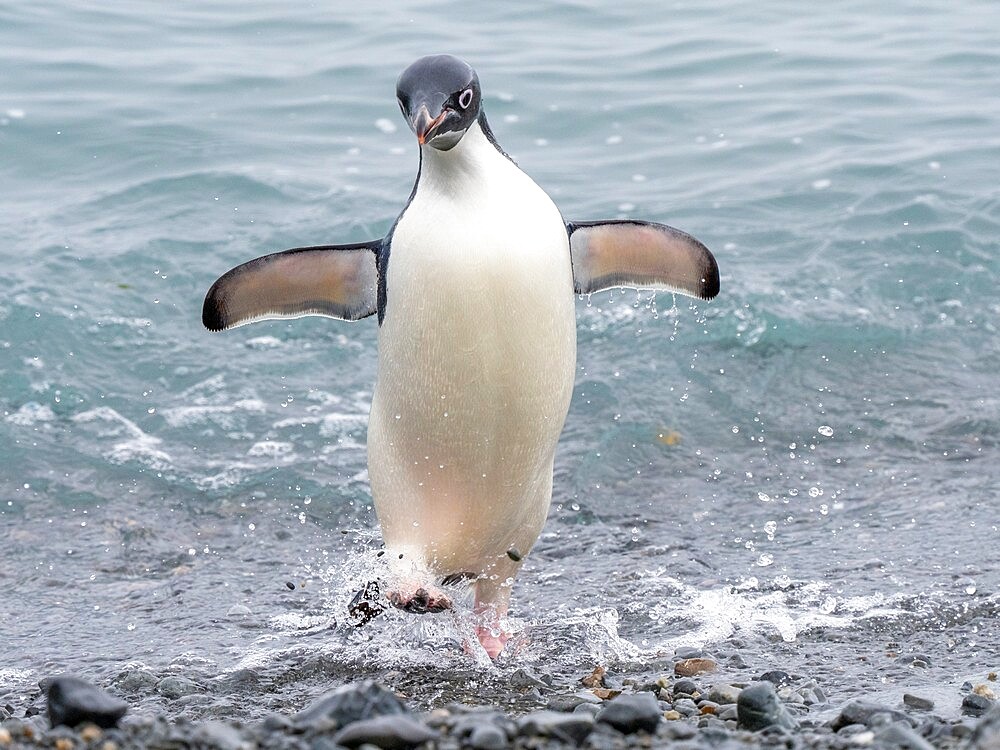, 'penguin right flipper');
203,242,380,331
567,220,720,300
